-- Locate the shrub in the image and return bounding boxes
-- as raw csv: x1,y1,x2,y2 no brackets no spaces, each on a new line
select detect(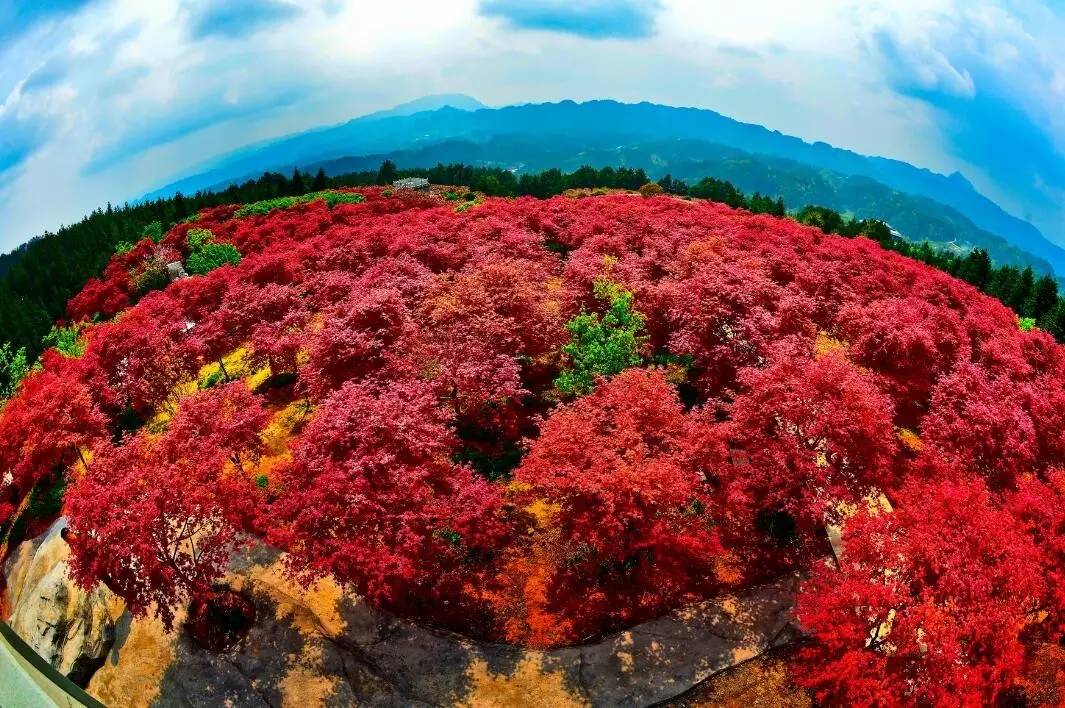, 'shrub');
130,261,170,294
234,196,300,218
515,370,722,638
307,190,365,208
186,242,241,275
184,227,241,276
234,191,364,217
43,323,86,358
186,228,214,250
639,182,664,197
